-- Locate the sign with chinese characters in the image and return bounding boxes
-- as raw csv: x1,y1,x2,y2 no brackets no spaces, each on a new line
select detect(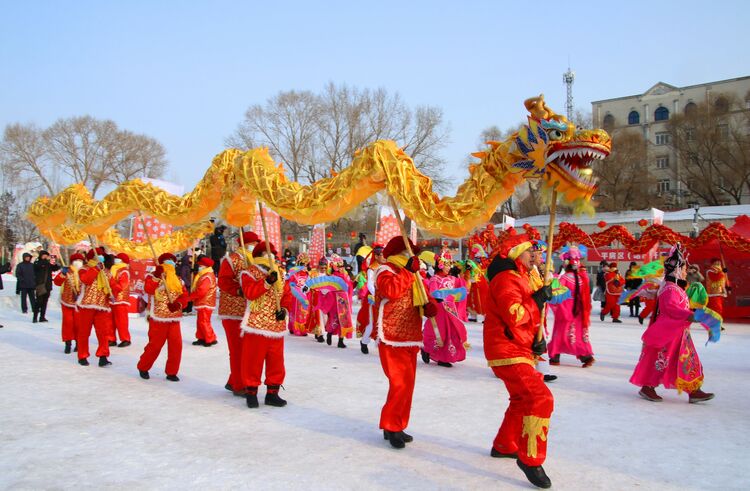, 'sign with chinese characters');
587,247,671,263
